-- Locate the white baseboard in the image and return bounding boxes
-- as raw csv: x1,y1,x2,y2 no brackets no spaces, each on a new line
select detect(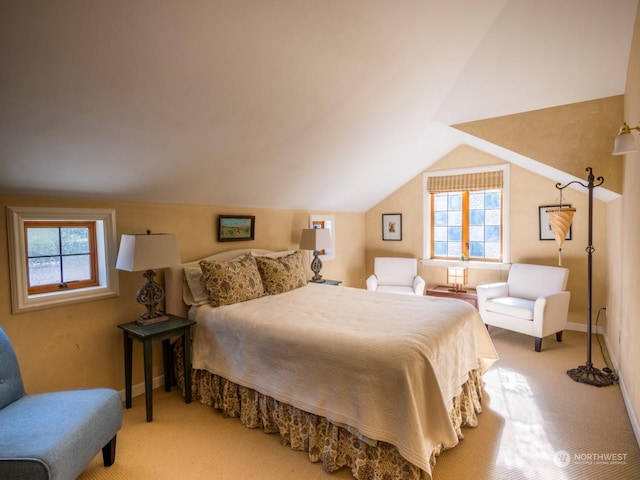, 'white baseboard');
117,375,166,402
601,333,640,449
566,321,605,334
